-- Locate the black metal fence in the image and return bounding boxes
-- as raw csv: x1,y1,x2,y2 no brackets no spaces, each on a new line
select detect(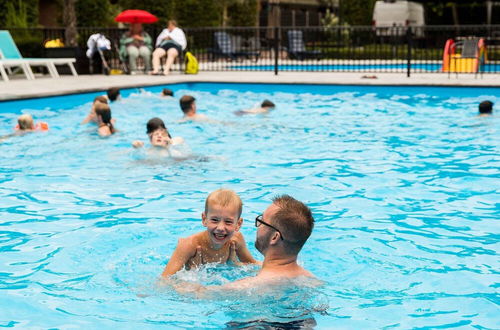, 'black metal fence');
3,25,500,76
